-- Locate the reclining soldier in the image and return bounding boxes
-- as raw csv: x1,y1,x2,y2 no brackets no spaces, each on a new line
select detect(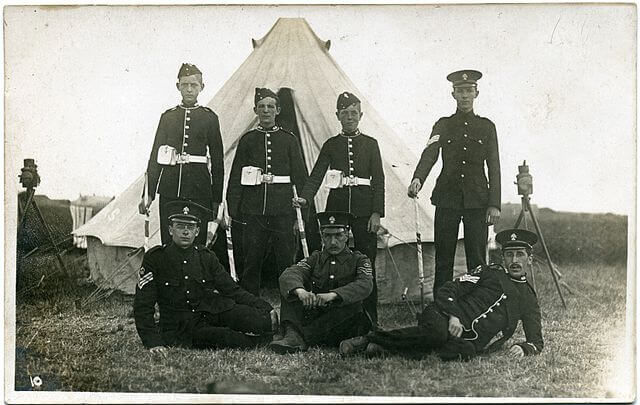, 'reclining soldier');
269,211,374,354
339,228,543,360
134,201,277,355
